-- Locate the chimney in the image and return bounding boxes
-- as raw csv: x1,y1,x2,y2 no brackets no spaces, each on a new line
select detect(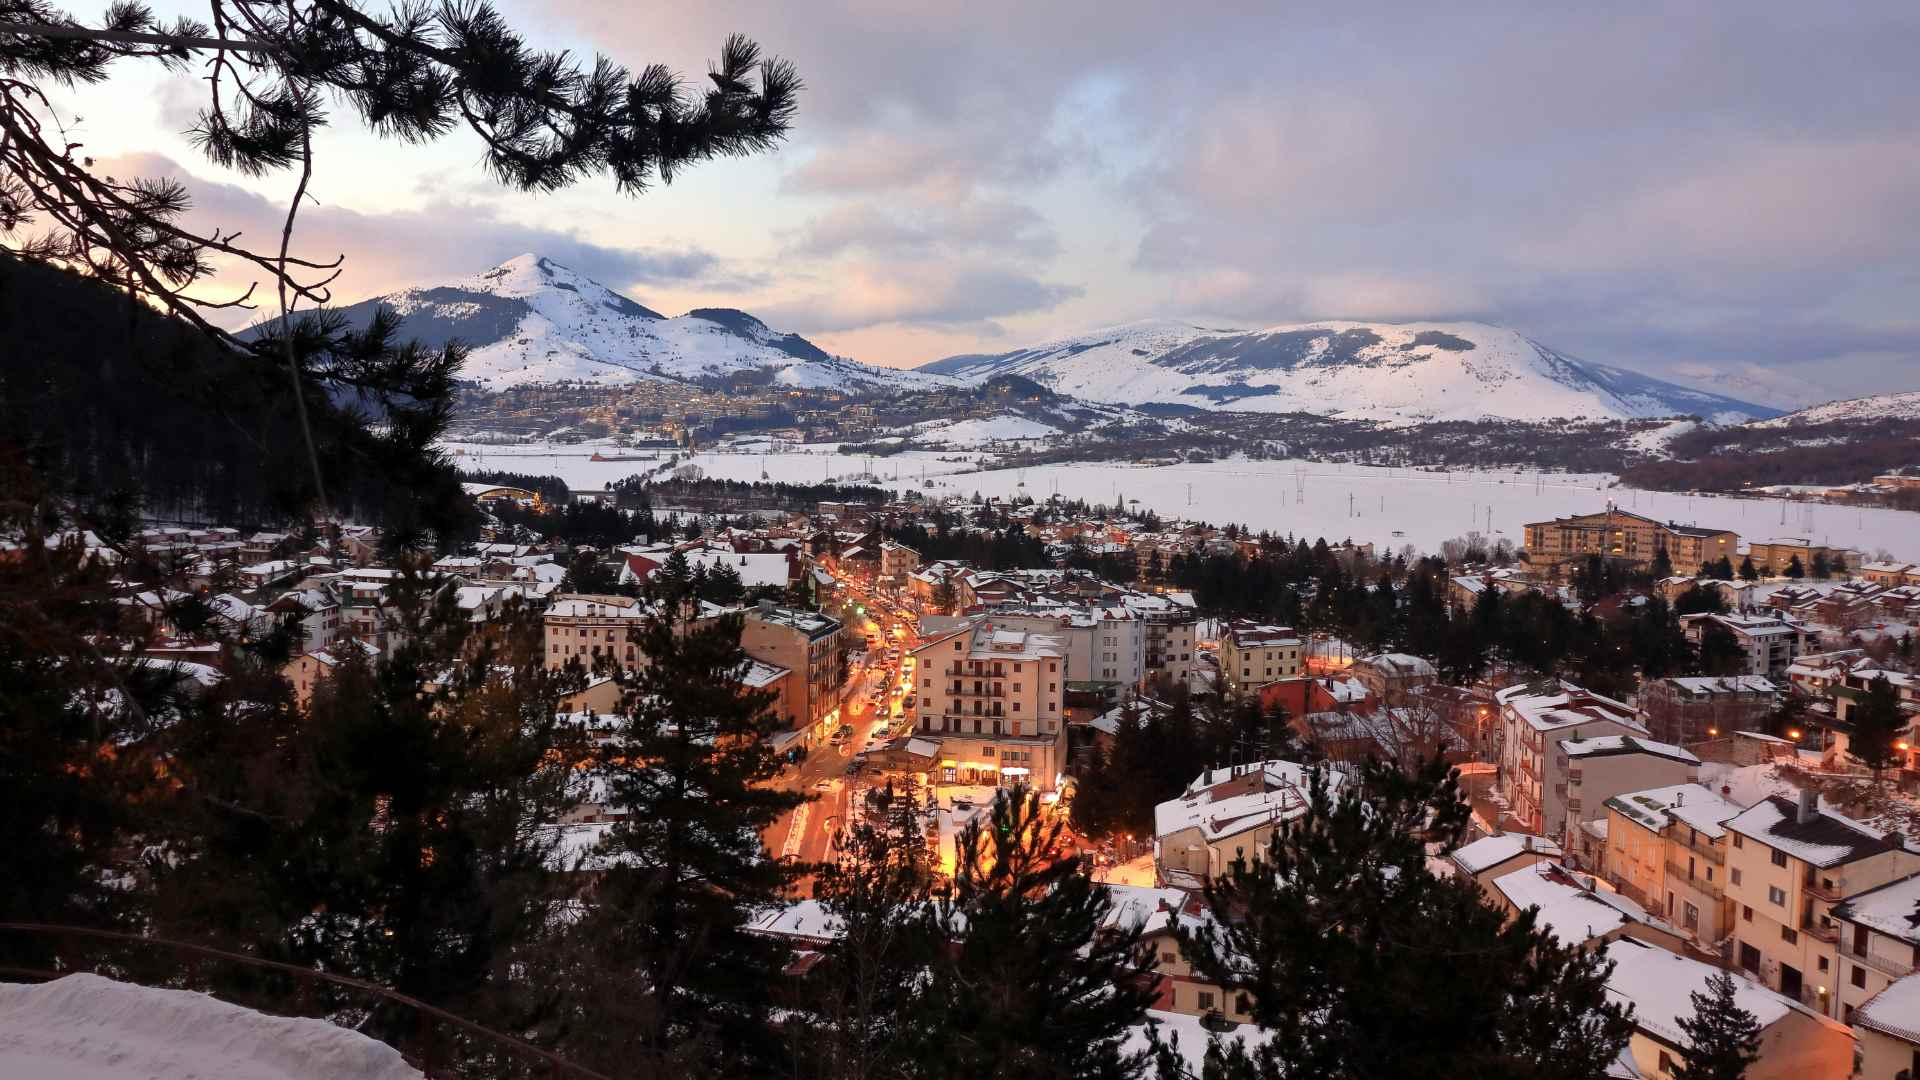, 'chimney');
1796,786,1818,826
1720,784,1732,797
